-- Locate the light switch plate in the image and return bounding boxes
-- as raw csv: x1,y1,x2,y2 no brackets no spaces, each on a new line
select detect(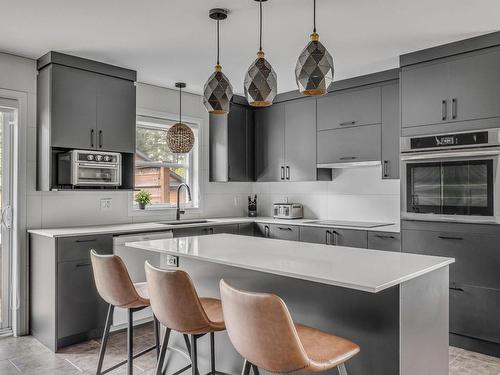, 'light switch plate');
100,198,112,211
166,255,179,267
